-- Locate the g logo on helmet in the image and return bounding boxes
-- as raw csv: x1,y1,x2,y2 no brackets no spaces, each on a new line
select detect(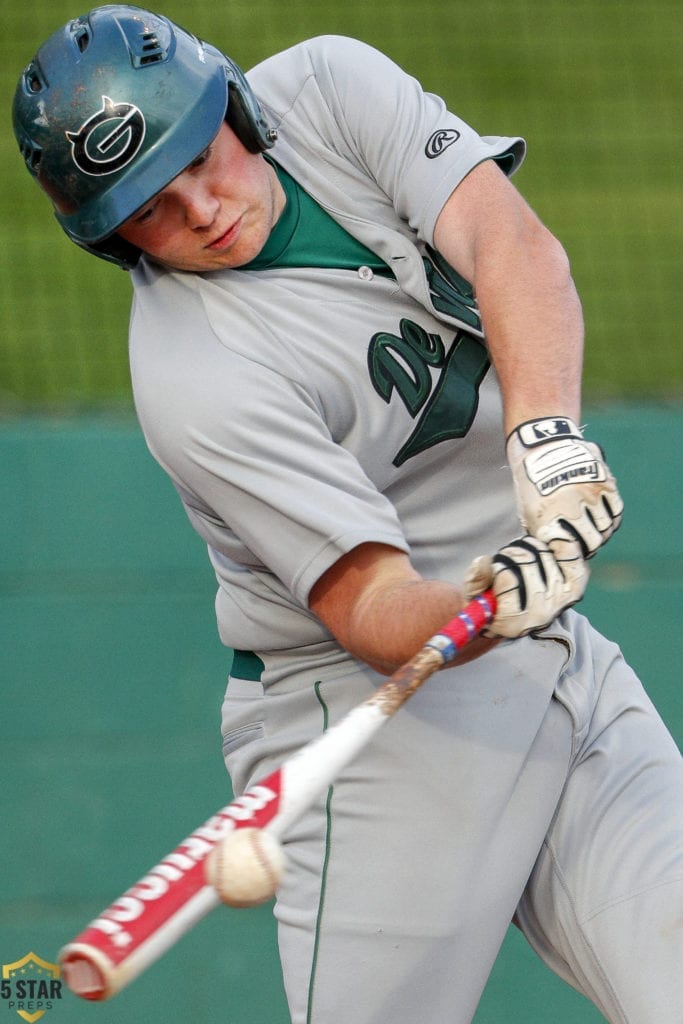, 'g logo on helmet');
66,96,146,176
